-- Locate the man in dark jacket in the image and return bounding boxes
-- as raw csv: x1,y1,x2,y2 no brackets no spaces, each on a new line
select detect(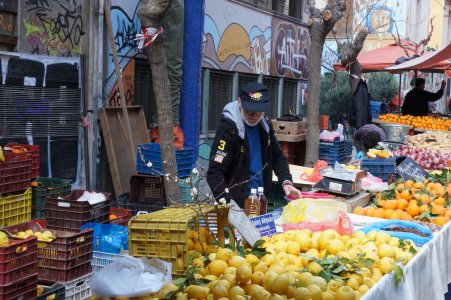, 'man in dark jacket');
207,82,301,208
402,78,446,116
349,79,372,129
